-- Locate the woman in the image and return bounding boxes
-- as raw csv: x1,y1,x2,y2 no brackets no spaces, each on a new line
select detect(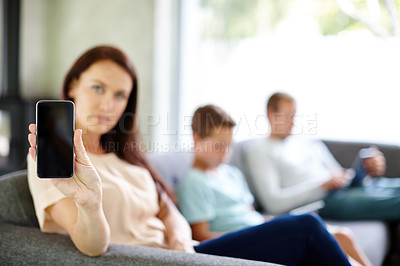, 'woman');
27,45,351,265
